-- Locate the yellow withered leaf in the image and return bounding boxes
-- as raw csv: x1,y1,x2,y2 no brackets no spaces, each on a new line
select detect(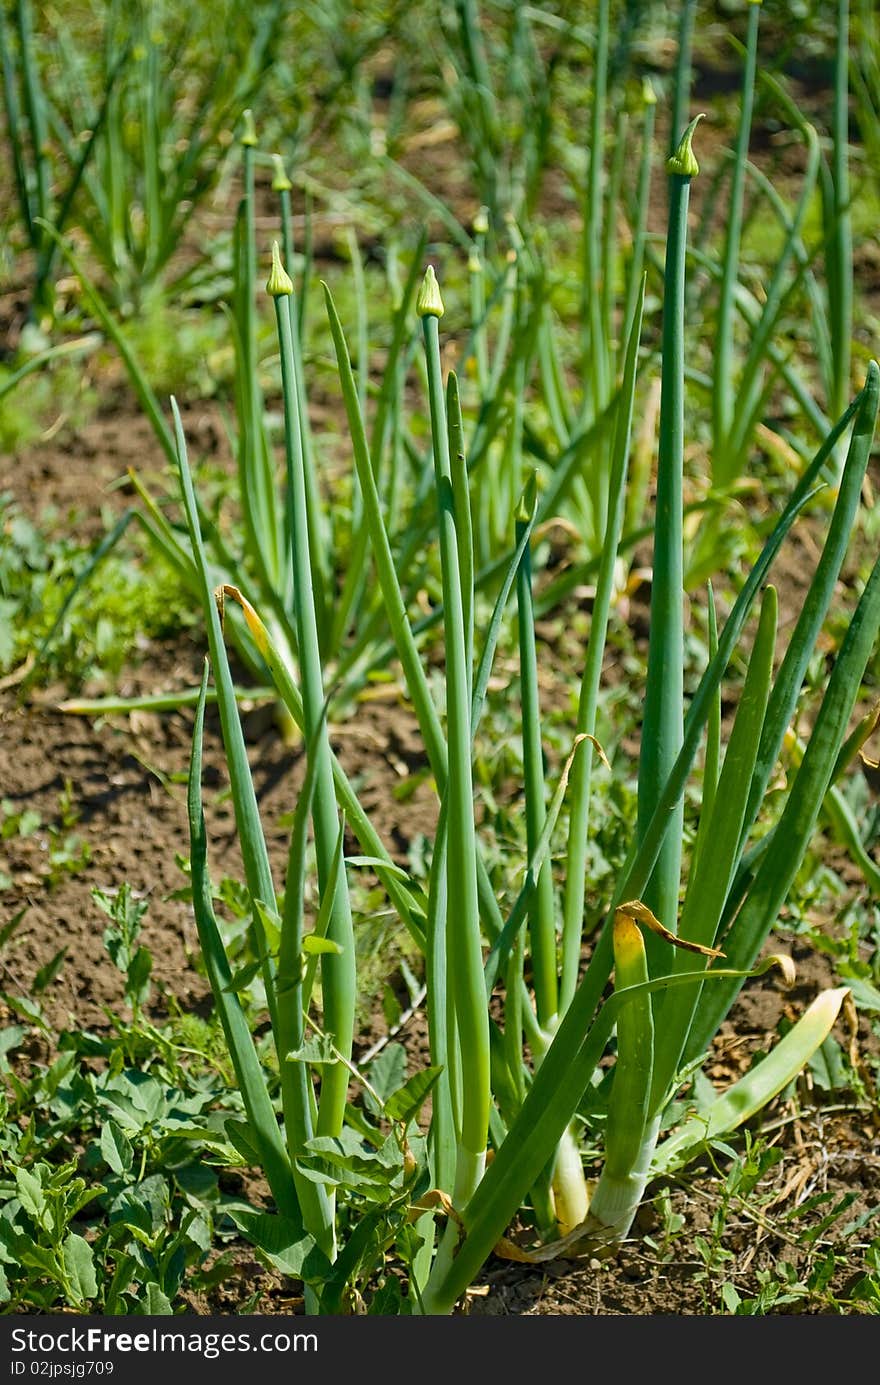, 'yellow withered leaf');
567,731,611,773
494,1212,617,1264
751,952,796,988
219,584,270,659
856,698,880,772
409,1189,460,1224
617,899,725,959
